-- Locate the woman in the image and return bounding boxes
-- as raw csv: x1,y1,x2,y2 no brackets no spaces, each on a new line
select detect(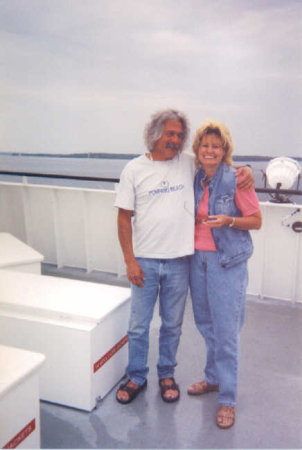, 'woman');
188,120,262,429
